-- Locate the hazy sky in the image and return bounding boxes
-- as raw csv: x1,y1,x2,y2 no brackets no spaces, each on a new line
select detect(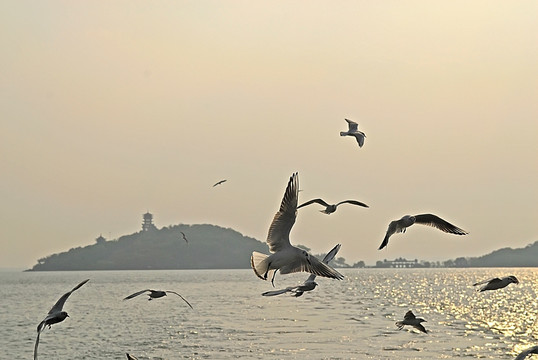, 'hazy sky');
1,1,537,269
